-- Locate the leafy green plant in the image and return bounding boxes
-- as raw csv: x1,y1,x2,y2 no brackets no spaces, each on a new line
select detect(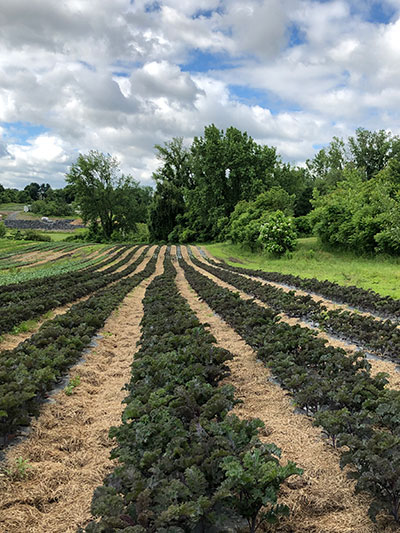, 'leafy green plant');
259,211,297,257
6,456,32,480
222,445,302,532
65,375,81,395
